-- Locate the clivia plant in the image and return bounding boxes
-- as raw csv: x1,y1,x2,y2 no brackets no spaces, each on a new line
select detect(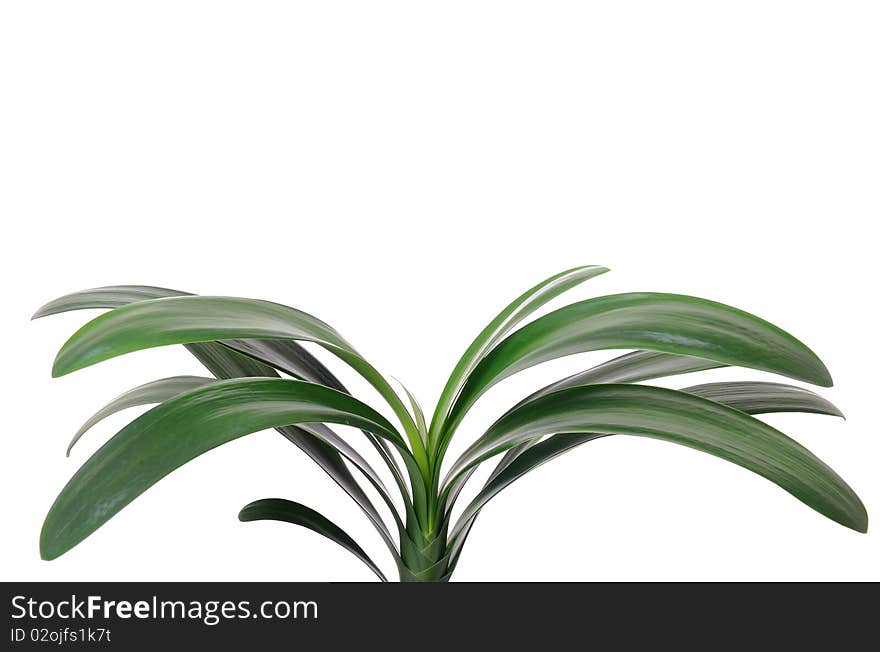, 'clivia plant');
34,266,867,581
